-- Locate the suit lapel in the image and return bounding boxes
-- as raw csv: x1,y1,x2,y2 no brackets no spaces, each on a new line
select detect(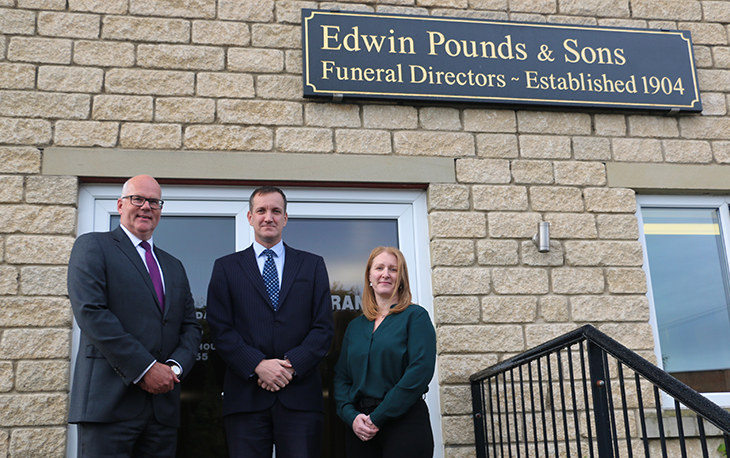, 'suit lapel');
278,244,301,309
237,246,273,309
112,226,163,315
